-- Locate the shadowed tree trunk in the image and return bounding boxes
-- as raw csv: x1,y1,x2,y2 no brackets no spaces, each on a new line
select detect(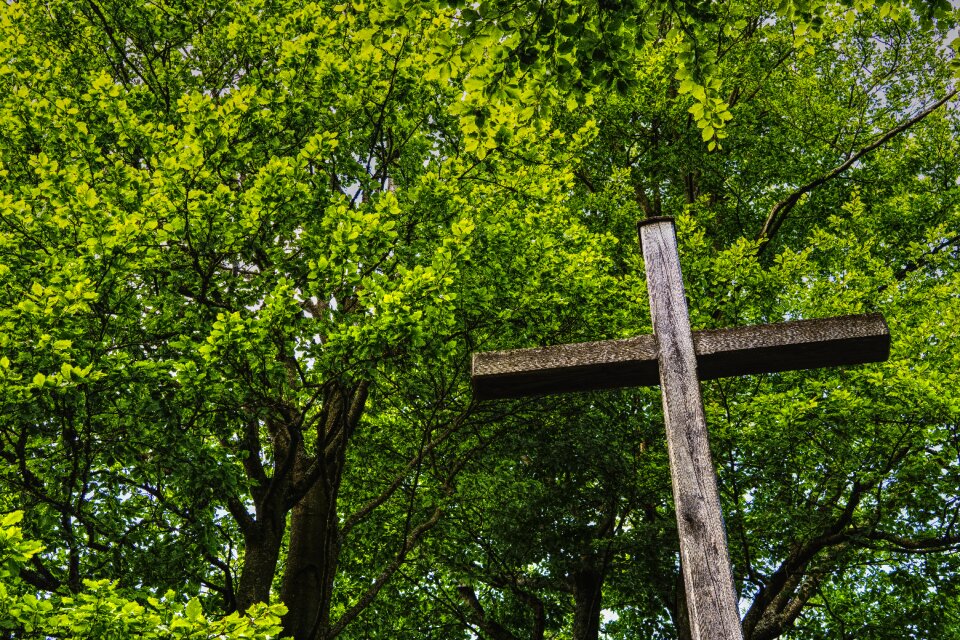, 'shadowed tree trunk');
458,585,522,640
280,383,367,640
571,566,604,640
232,408,297,613
280,466,342,640
235,508,286,612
